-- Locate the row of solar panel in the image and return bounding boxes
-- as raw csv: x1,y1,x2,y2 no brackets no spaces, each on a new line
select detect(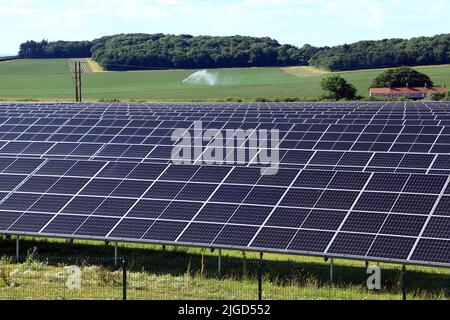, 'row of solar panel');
2,209,450,264
0,156,450,264
3,141,450,172
0,101,449,111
